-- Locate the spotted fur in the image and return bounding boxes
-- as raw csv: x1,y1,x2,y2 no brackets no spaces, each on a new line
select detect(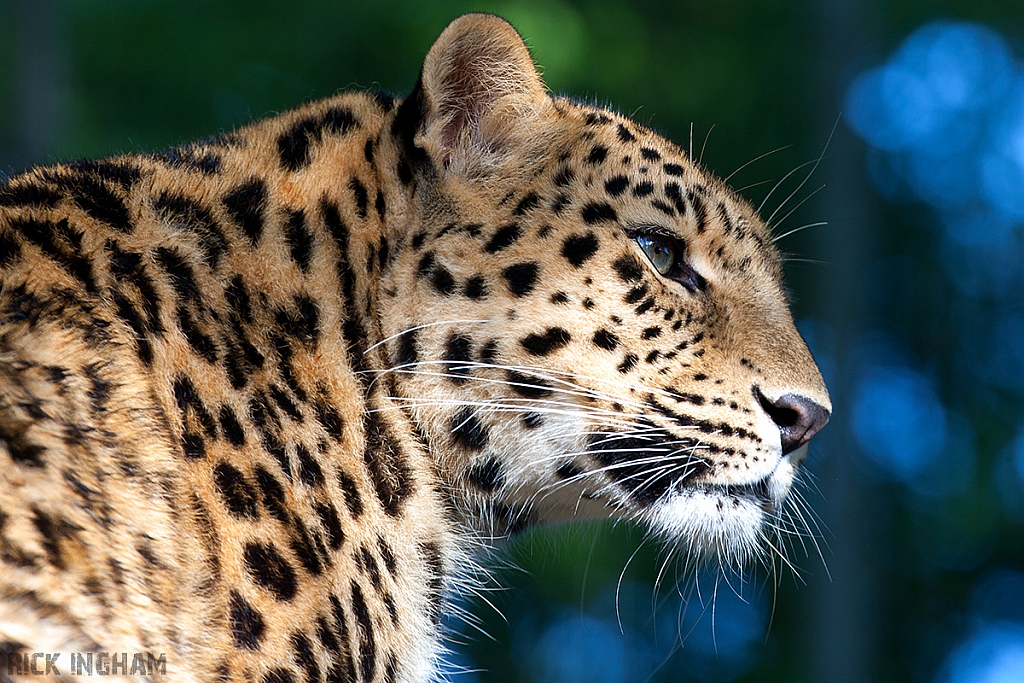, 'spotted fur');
0,14,829,683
